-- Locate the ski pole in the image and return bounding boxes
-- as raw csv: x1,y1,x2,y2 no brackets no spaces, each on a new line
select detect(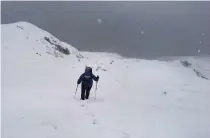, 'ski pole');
94,82,98,100
74,84,78,98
